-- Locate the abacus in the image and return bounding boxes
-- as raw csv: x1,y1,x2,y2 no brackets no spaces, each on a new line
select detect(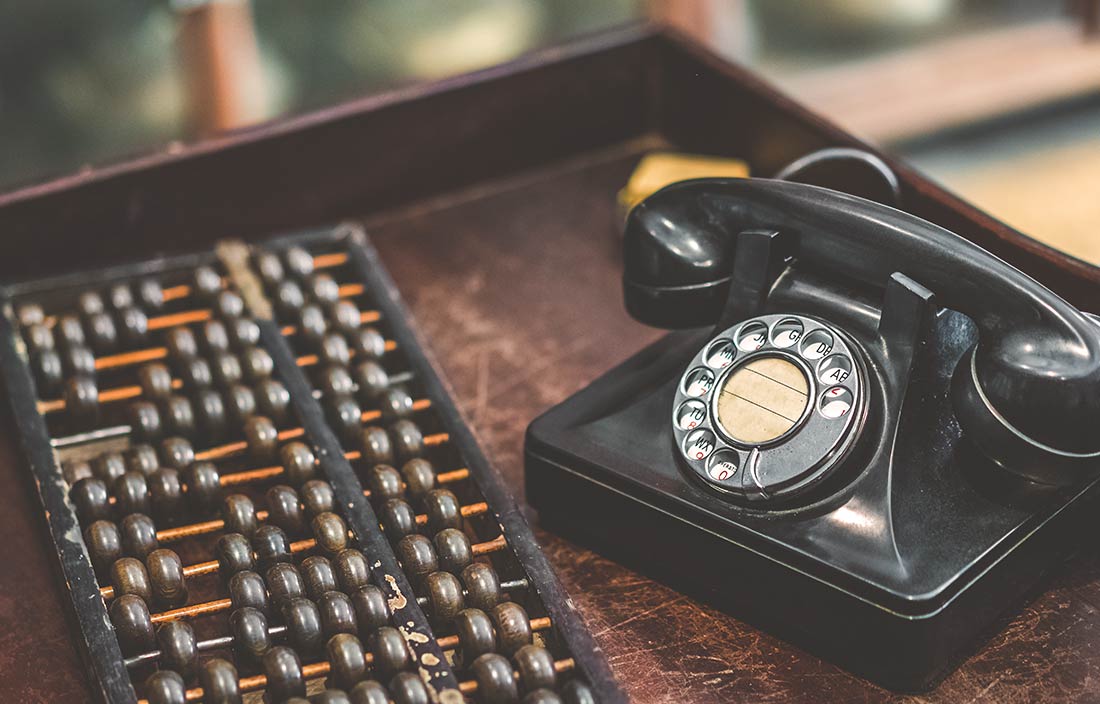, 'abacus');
0,225,621,704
